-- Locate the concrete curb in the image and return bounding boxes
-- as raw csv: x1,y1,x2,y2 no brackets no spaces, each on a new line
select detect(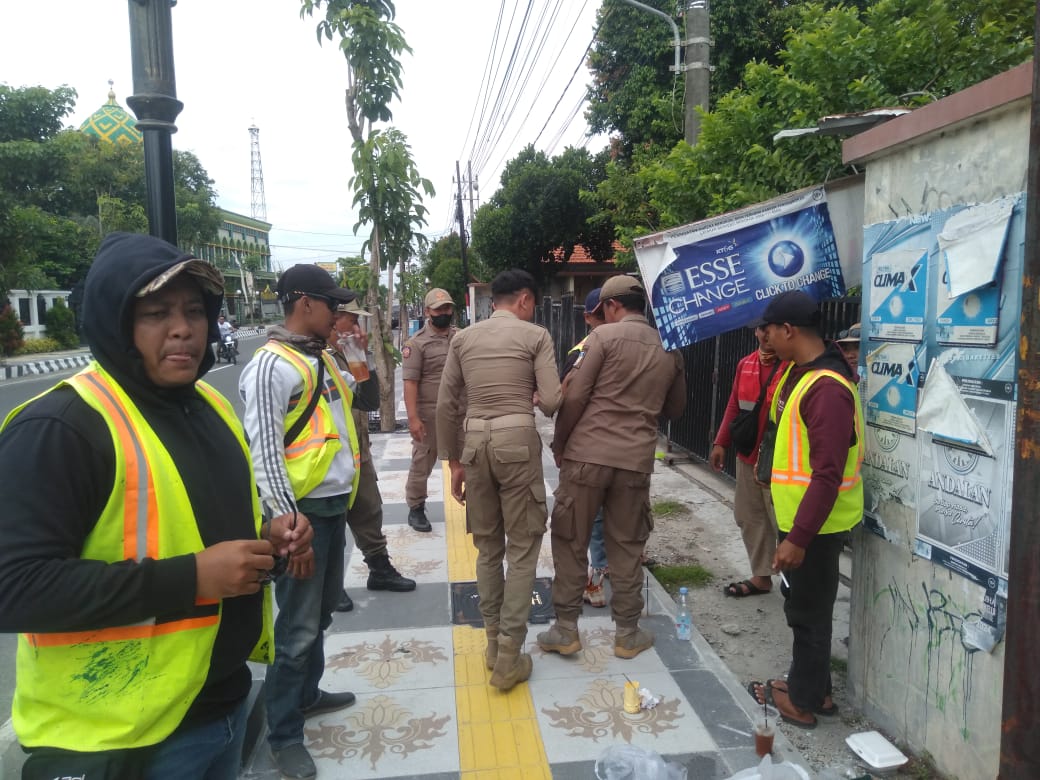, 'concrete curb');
0,354,93,381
